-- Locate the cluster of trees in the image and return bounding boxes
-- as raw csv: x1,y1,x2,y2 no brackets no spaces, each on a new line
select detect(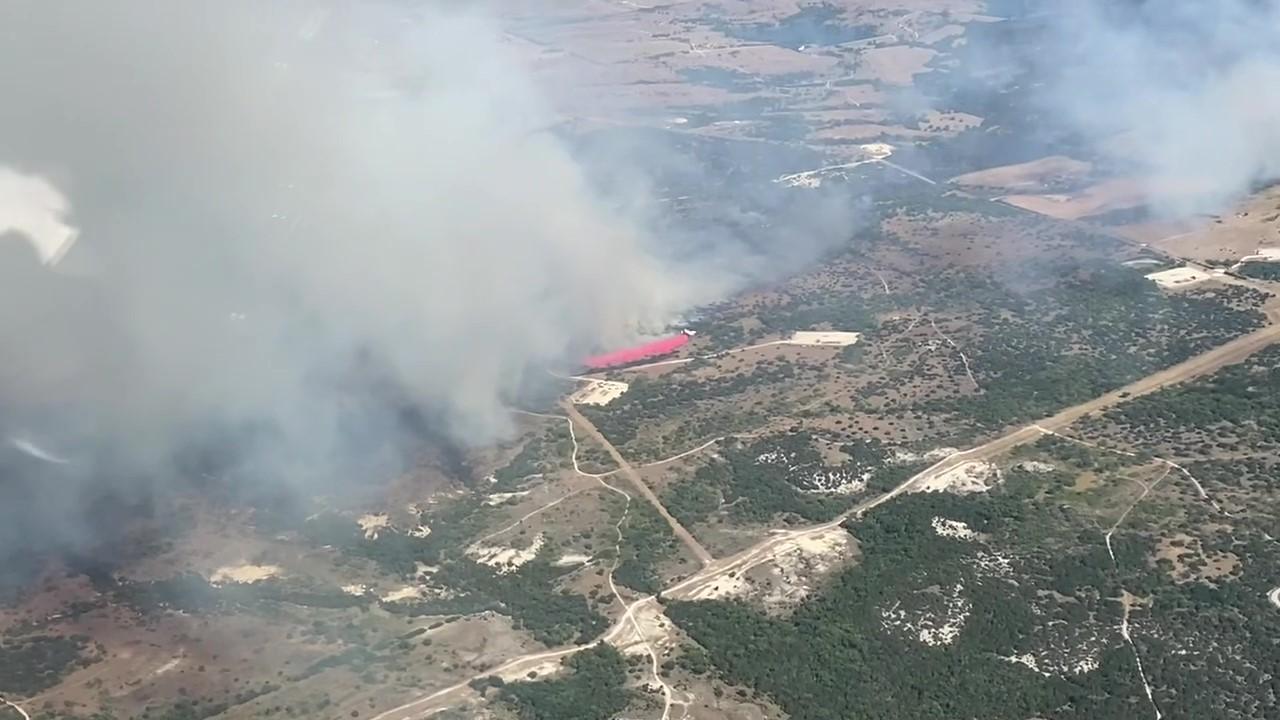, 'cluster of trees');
0,634,94,695
90,487,611,648
661,433,918,529
694,440,849,525
1023,435,1143,472
386,558,607,647
664,425,1280,720
667,466,1280,720
1097,345,1280,451
129,683,281,720
924,264,1266,429
498,645,630,720
613,502,681,594
491,426,570,488
1236,261,1280,282
664,490,1156,719
582,360,796,451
